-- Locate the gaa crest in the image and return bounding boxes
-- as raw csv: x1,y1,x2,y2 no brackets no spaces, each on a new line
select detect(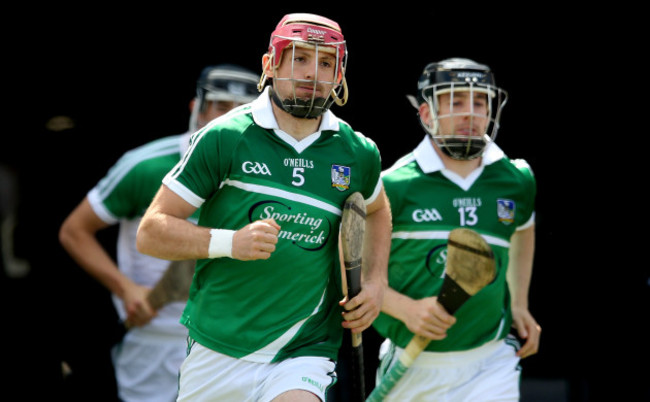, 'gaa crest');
331,164,350,191
497,199,515,225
